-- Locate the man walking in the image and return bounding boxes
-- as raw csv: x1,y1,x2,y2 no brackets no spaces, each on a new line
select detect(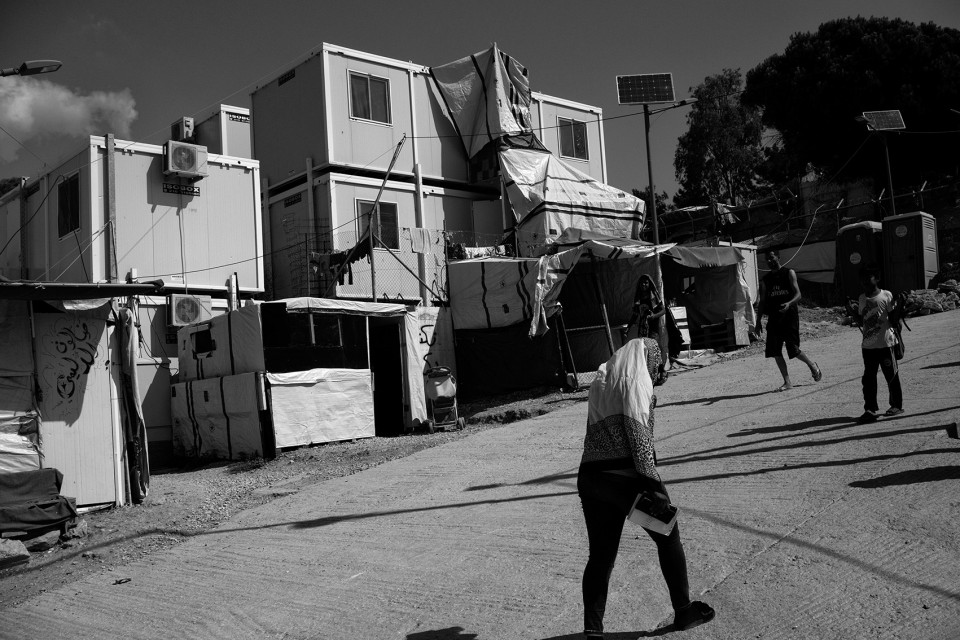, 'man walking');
848,265,903,423
756,249,822,391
